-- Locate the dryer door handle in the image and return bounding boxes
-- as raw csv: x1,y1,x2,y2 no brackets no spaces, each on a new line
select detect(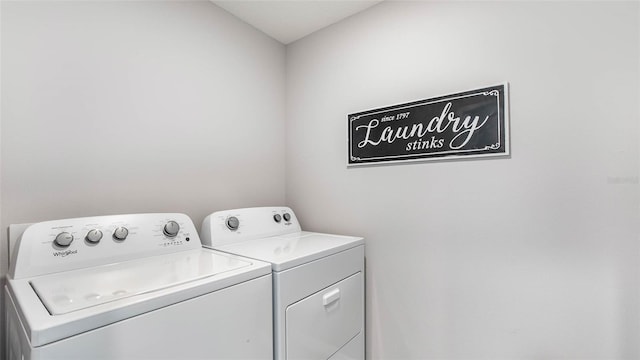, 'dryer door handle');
322,288,341,306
